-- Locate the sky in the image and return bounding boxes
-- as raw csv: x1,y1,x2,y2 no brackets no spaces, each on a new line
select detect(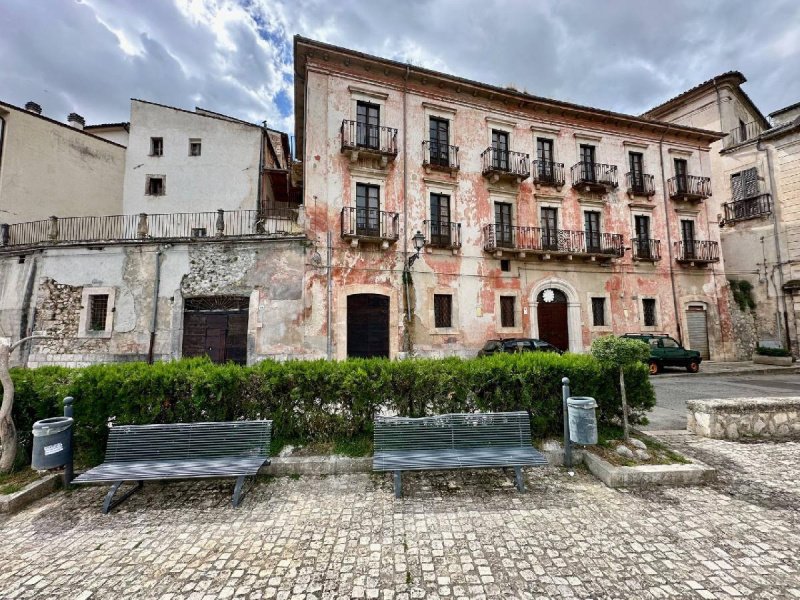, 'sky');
1,0,799,136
